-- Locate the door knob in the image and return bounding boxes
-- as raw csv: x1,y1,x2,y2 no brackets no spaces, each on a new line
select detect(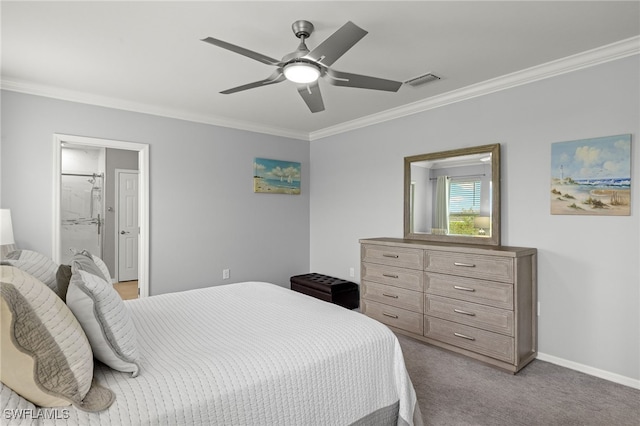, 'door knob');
120,230,130,235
